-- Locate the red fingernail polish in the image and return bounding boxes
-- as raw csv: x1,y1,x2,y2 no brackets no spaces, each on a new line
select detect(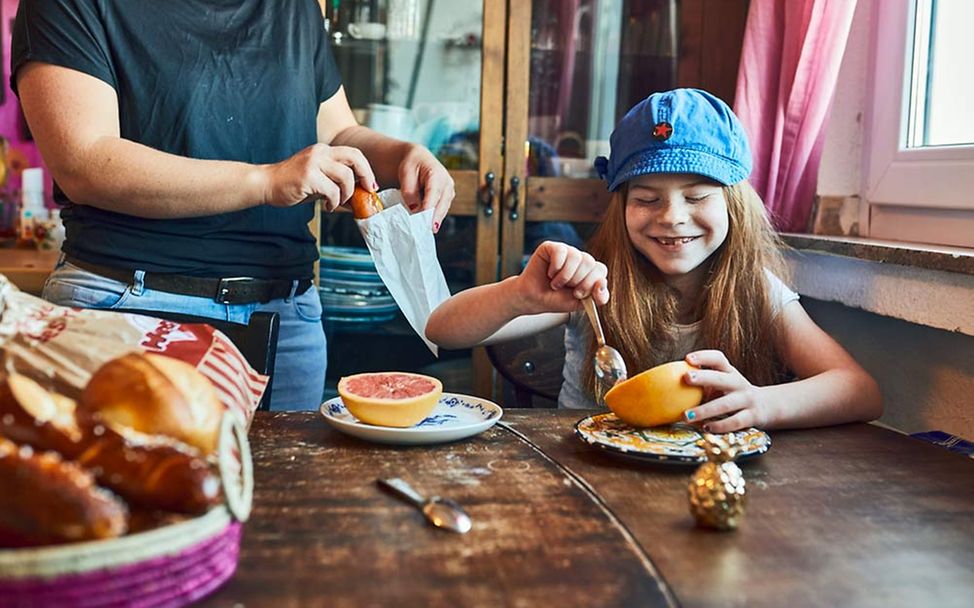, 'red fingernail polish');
409,204,419,211
433,221,440,232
